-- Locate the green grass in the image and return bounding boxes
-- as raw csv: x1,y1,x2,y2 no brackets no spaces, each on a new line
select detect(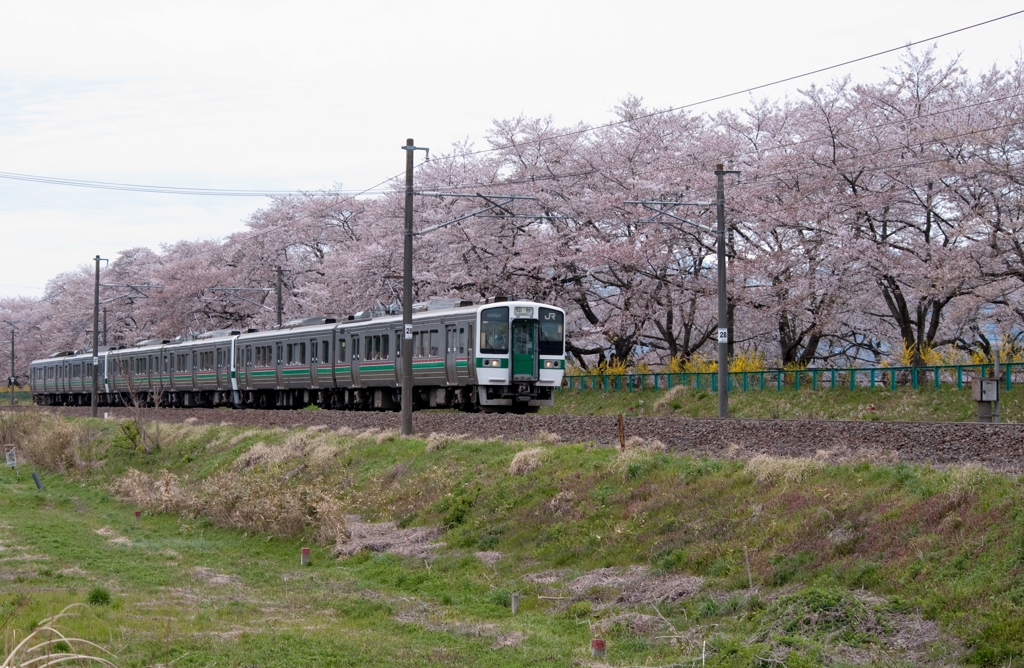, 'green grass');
2,414,1024,665
545,383,1024,422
